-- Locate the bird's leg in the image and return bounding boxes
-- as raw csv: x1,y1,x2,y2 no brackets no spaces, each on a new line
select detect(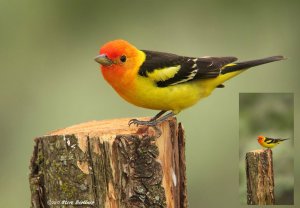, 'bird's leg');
155,111,175,123
128,111,175,126
150,110,167,121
